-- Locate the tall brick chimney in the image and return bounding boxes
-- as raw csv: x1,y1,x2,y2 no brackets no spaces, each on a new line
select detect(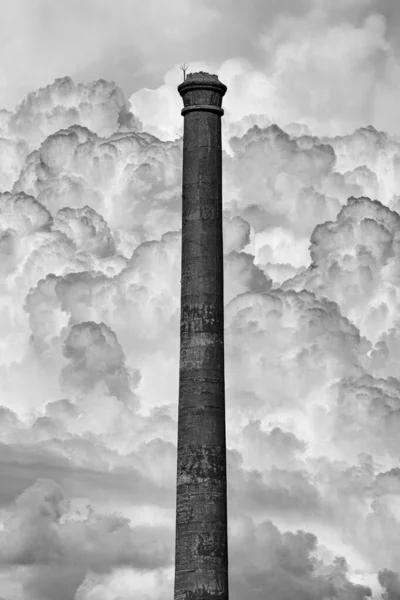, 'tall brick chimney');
173,72,228,600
